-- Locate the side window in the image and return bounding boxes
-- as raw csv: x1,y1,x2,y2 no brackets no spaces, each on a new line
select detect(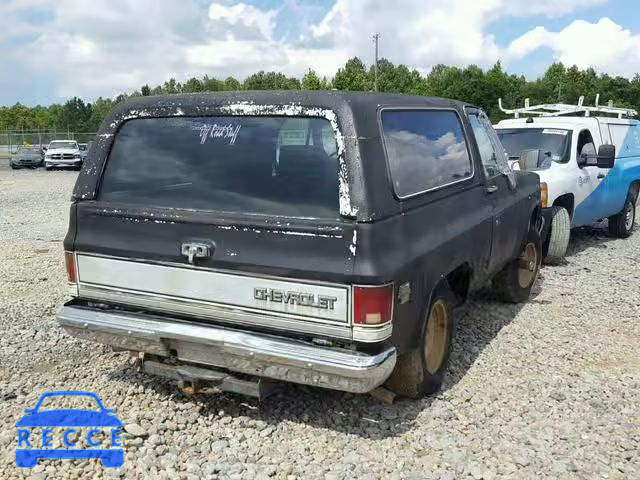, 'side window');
577,130,596,157
381,110,473,197
479,114,510,172
468,113,500,177
609,123,640,157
